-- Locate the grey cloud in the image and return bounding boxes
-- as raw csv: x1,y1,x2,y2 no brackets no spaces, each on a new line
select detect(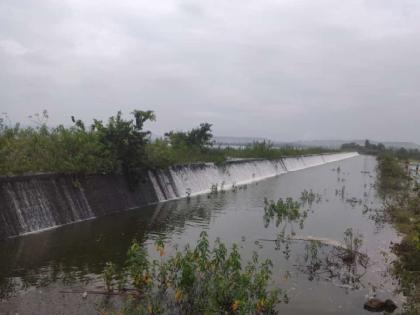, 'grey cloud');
0,0,419,142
